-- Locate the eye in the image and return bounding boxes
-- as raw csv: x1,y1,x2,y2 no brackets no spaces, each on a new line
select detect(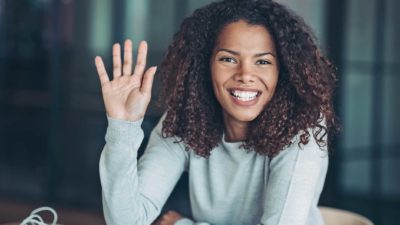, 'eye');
218,57,237,63
256,59,271,65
